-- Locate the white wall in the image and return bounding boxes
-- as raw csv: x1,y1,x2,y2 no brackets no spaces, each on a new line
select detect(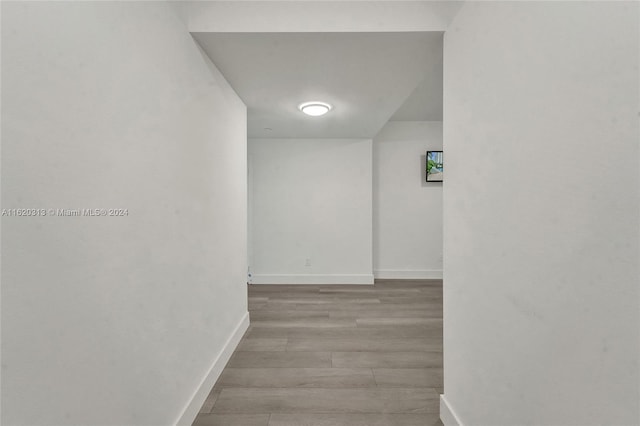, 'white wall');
249,138,373,284
1,2,248,425
187,1,462,33
373,121,443,279
442,2,639,425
